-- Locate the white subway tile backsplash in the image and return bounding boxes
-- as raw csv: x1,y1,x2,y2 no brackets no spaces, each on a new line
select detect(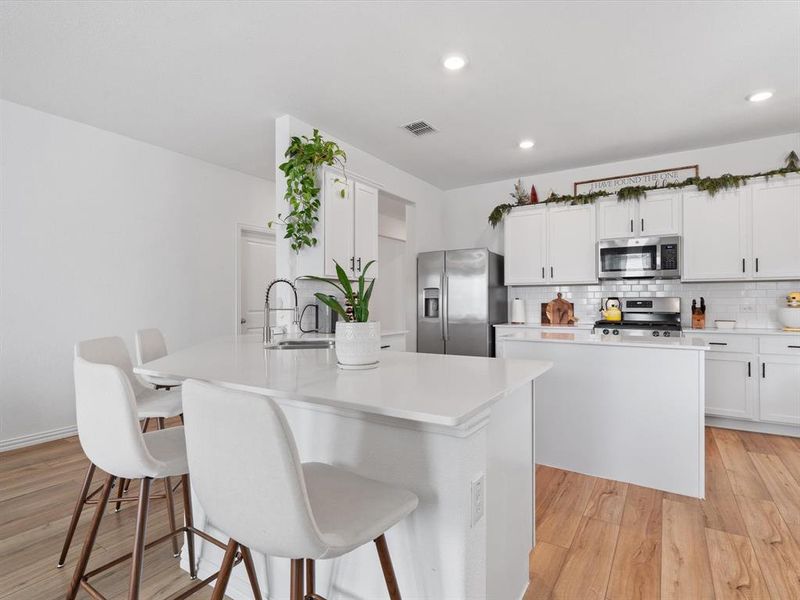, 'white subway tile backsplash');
510,279,800,329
